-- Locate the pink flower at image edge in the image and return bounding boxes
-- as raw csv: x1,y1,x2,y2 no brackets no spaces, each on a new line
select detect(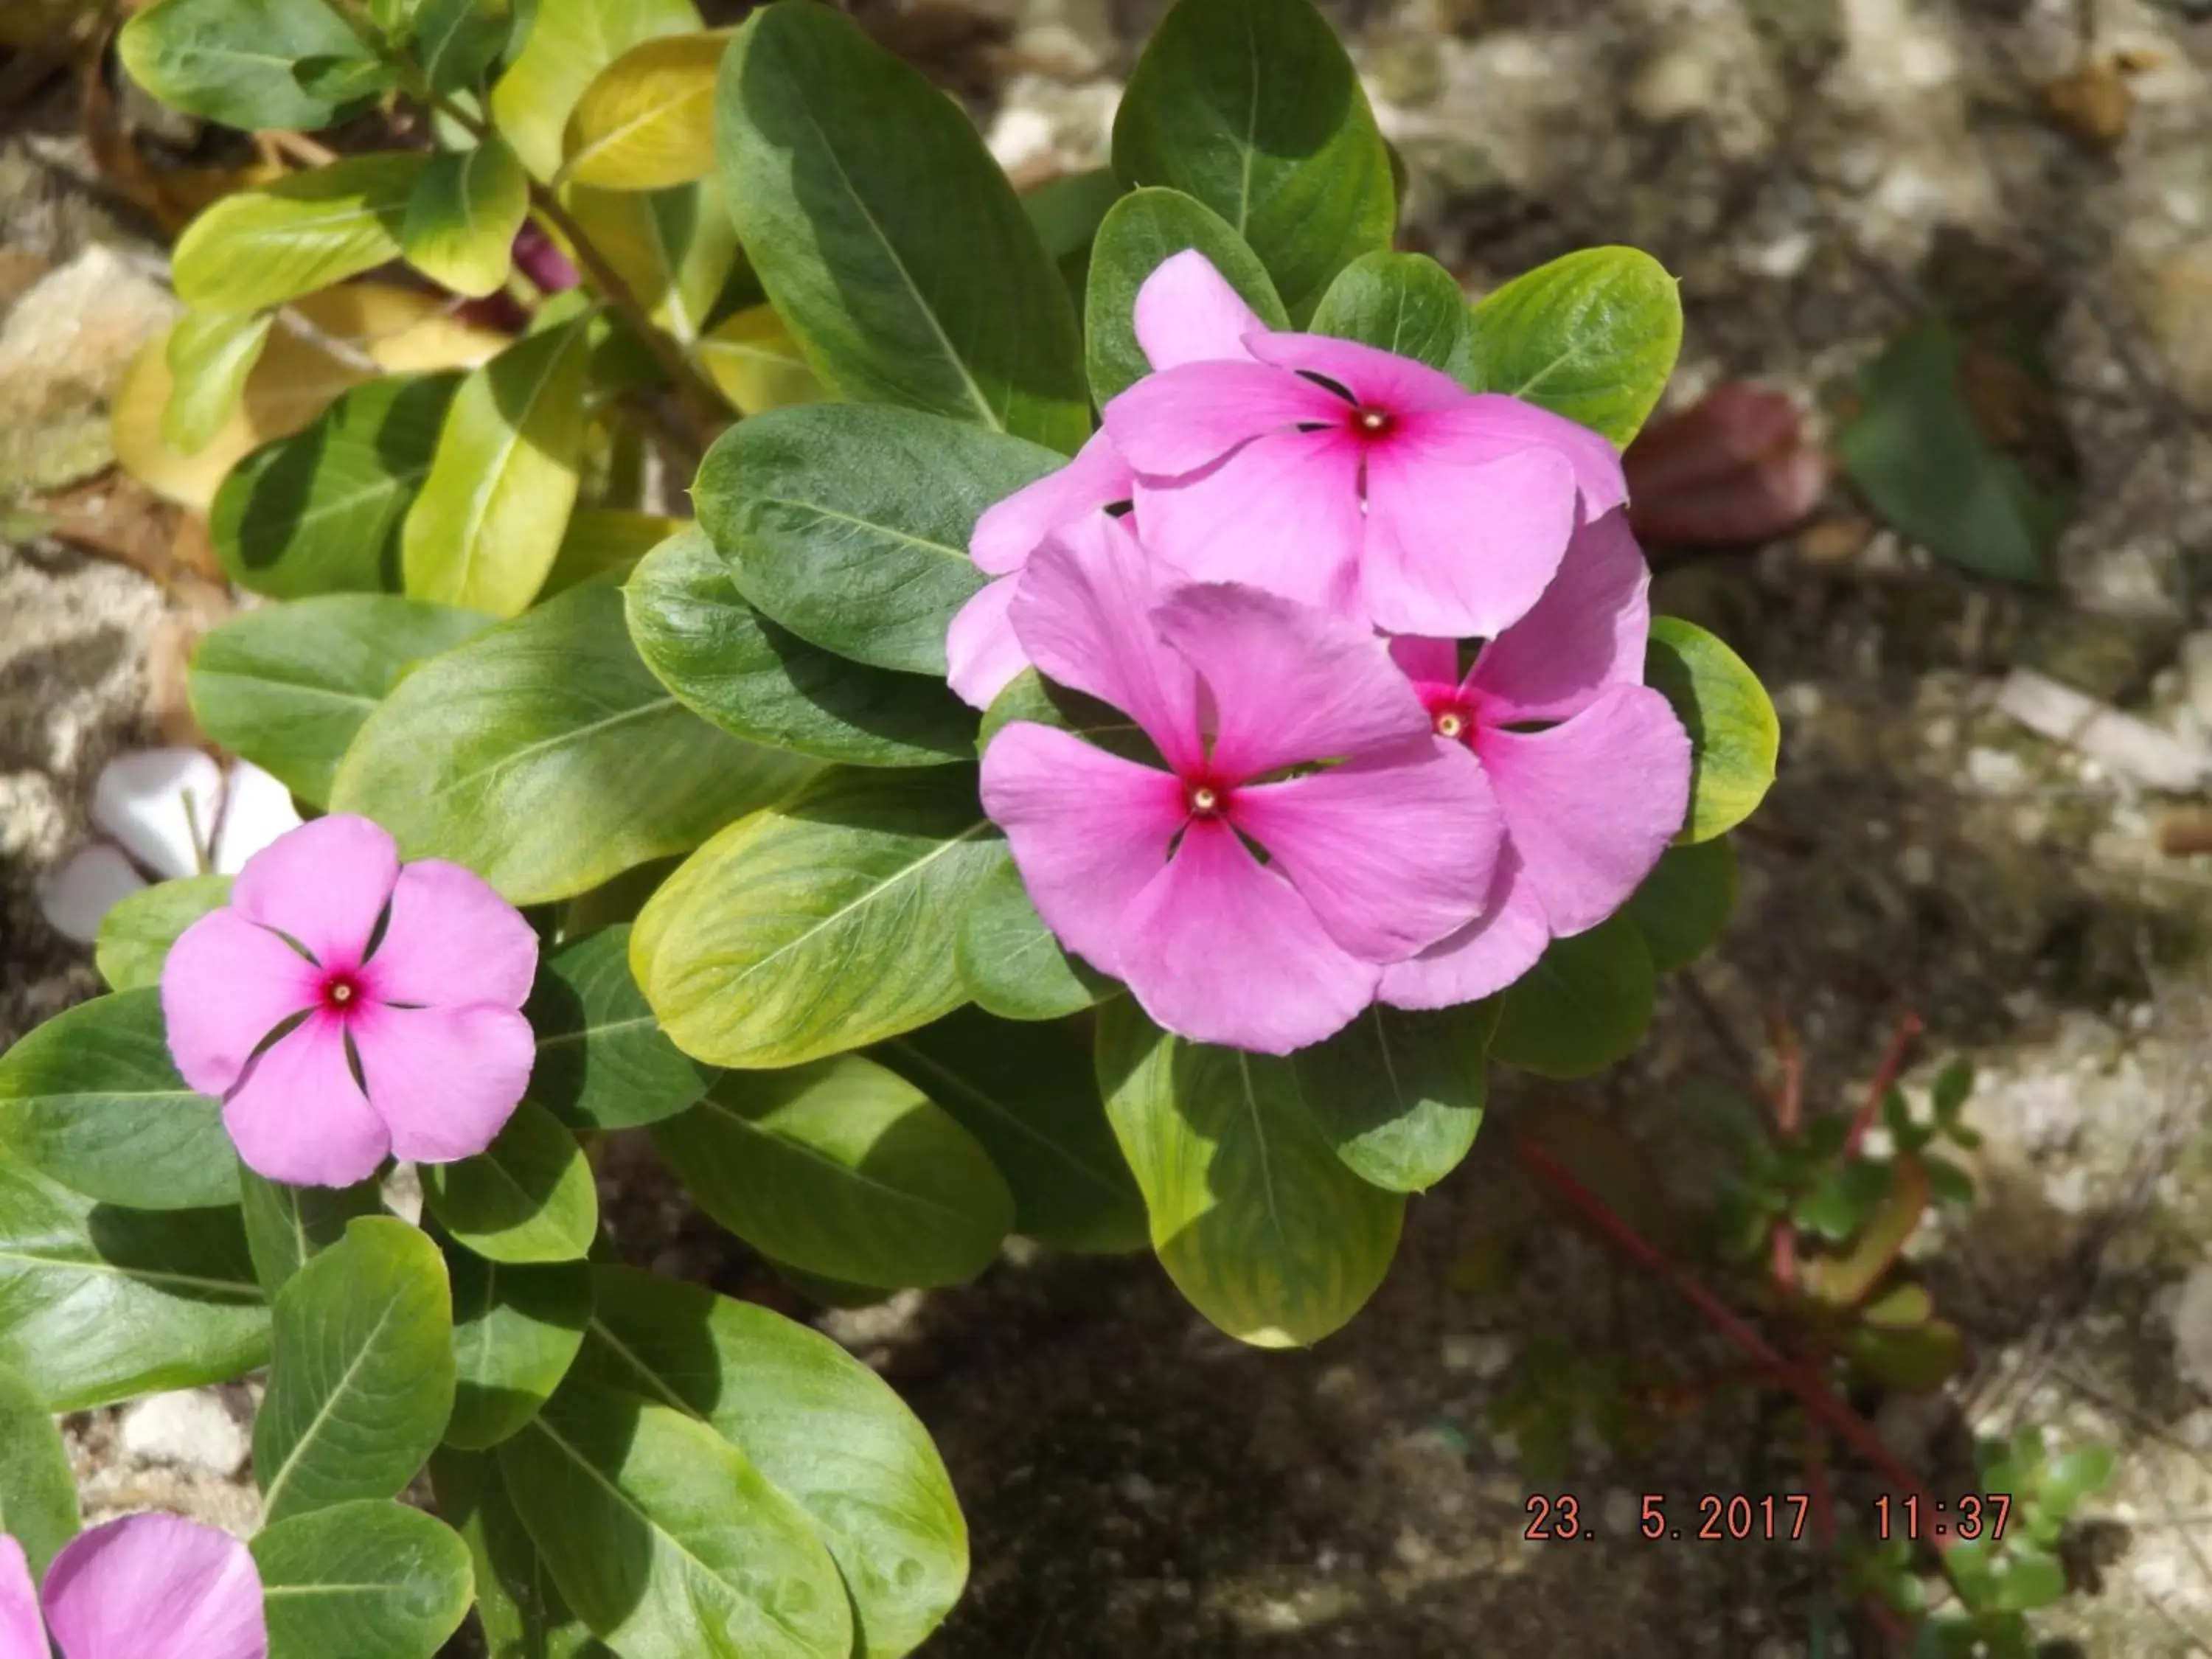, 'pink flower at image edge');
1,1514,265,1659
